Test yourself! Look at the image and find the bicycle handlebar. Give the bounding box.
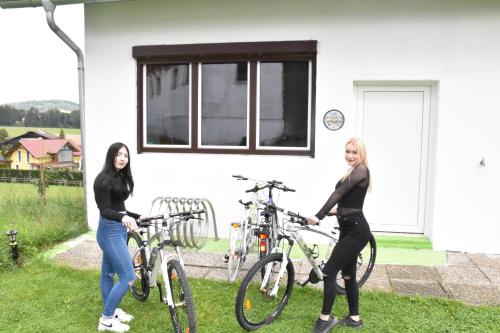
[233,174,296,193]
[258,201,308,226]
[136,210,206,227]
[137,214,164,223]
[245,181,296,193]
[169,209,206,218]
[286,211,308,225]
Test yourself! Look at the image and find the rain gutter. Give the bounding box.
[39,0,89,224]
[0,0,124,9]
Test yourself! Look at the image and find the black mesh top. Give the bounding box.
[315,164,370,220]
[93,171,140,222]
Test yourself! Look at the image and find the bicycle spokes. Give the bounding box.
[236,253,294,330]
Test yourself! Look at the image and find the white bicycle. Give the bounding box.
[127,210,204,333]
[235,203,376,331]
[226,175,295,282]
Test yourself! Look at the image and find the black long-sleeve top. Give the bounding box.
[315,165,370,220]
[93,170,140,222]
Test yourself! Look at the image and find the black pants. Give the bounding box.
[321,212,371,316]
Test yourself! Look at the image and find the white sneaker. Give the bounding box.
[114,308,134,323]
[97,317,130,332]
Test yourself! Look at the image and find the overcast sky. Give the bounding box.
[0,4,84,105]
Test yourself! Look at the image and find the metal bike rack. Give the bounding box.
[150,196,219,249]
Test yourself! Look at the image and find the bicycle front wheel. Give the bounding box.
[166,259,196,333]
[235,253,294,331]
[127,231,150,302]
[228,222,245,282]
[336,233,377,294]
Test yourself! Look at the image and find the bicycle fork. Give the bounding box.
[260,237,292,298]
[158,250,184,332]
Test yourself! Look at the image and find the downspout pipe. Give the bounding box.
[41,0,88,223]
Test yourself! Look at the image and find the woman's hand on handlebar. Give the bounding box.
[122,215,138,231]
[306,215,320,226]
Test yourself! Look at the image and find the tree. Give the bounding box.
[0,128,8,141]
[35,163,53,205]
[59,128,66,138]
[0,105,24,125]
[70,110,80,128]
[24,107,41,126]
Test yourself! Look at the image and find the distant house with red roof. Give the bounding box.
[5,138,81,170]
[0,152,10,169]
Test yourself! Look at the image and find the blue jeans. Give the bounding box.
[96,216,136,317]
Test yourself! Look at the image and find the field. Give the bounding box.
[0,183,87,270]
[1,125,80,138]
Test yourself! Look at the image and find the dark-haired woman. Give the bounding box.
[308,137,372,333]
[94,142,145,332]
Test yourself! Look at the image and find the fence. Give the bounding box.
[0,176,83,187]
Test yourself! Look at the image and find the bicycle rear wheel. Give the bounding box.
[336,233,377,294]
[166,259,196,333]
[127,231,150,302]
[235,253,294,331]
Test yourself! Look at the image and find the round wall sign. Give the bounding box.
[323,109,345,131]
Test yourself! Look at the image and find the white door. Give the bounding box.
[355,84,431,233]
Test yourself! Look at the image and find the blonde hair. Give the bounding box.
[342,137,371,189]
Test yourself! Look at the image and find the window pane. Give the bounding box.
[58,147,73,162]
[259,62,309,147]
[201,63,248,146]
[146,64,190,145]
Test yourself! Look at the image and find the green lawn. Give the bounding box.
[0,260,498,332]
[0,125,80,138]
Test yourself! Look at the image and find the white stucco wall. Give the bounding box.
[84,0,500,253]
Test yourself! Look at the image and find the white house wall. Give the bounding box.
[84,0,500,253]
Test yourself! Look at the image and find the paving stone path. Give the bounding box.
[52,239,500,306]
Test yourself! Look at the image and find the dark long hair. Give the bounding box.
[102,142,134,195]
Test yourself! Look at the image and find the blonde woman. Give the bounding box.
[308,137,371,332]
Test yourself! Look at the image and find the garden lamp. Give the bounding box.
[5,229,19,264]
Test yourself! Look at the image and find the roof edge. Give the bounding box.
[0,0,125,9]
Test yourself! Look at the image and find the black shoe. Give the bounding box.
[223,254,229,263]
[338,316,363,329]
[312,316,338,333]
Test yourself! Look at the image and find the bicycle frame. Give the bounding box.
[263,221,336,296]
[131,217,186,303]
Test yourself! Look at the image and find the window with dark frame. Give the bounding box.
[133,41,317,156]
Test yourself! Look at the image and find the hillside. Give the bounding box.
[0,100,79,113]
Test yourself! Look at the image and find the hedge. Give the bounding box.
[0,168,83,186]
